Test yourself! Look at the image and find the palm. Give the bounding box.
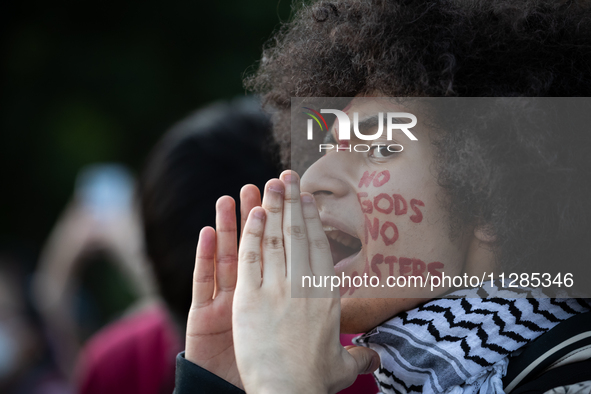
[186,287,239,386]
[184,185,260,390]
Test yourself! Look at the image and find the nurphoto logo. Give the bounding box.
[302,107,418,153]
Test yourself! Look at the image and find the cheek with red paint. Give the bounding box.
[356,170,425,248]
[340,169,441,295]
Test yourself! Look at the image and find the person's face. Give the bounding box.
[300,98,473,333]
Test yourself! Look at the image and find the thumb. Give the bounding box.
[345,345,380,375]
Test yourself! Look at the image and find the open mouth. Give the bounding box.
[323,226,362,266]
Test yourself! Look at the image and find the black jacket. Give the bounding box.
[173,353,244,394]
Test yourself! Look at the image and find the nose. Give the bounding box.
[300,153,350,201]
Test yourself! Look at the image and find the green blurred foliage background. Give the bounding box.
[1,0,292,254]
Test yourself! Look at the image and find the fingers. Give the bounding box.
[193,227,216,308]
[215,196,238,294]
[344,346,380,375]
[300,192,334,278]
[237,207,266,291]
[261,180,287,281]
[281,171,311,280]
[240,185,261,241]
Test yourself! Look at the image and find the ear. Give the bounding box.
[474,224,496,243]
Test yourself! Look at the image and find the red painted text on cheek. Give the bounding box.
[373,253,444,279]
[337,171,437,296]
[357,170,425,248]
[358,170,390,188]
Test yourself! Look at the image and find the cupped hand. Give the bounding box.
[185,185,261,389]
[233,172,380,394]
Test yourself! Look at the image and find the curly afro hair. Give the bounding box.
[246,0,591,279]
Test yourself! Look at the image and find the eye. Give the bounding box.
[368,144,402,159]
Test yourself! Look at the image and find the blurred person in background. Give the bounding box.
[32,164,156,381]
[3,0,294,392]
[74,97,282,394]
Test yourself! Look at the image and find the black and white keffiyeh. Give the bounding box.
[354,284,591,394]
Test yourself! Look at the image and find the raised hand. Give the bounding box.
[233,172,380,394]
[184,185,261,389]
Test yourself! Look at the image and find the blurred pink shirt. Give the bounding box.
[76,304,181,394]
